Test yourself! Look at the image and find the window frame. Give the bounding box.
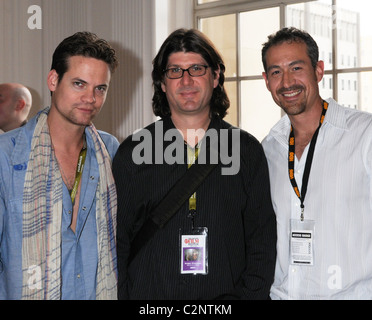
[194,0,372,127]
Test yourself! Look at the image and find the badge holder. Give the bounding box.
[179,227,208,275]
[290,219,315,266]
[287,102,328,267]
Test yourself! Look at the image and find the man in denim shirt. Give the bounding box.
[0,32,119,300]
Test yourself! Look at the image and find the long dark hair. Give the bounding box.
[152,28,230,119]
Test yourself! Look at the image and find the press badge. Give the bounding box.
[290,219,315,266]
[180,227,208,274]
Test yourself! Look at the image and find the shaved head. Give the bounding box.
[0,83,32,132]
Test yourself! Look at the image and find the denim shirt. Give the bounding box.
[0,113,119,300]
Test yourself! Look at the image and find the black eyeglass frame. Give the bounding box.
[163,64,209,79]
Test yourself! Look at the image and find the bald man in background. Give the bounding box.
[0,83,32,133]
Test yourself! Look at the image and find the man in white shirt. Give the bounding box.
[261,27,372,299]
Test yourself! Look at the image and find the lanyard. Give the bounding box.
[187,144,200,229]
[70,143,87,204]
[288,101,328,221]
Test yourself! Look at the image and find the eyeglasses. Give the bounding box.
[164,64,209,79]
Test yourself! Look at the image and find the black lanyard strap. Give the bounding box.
[288,101,328,221]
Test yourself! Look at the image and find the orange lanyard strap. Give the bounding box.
[288,101,328,221]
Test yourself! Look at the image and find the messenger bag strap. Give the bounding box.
[128,161,218,265]
[128,125,238,265]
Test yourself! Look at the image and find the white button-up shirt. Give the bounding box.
[262,98,372,299]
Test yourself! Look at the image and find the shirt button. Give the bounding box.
[90,176,95,180]
[68,210,72,215]
[82,206,87,211]
[77,274,81,279]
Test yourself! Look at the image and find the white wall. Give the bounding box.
[0,0,193,142]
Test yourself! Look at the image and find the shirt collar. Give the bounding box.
[323,98,348,131]
[161,115,224,132]
[266,98,348,143]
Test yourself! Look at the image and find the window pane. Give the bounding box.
[319,74,333,100]
[337,73,358,109]
[338,72,372,112]
[223,81,238,126]
[200,14,237,77]
[287,0,333,70]
[360,72,372,113]
[336,0,372,68]
[241,80,281,142]
[240,7,280,76]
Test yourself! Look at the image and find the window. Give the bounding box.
[195,0,372,141]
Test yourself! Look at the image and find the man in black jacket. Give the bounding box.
[112,28,276,300]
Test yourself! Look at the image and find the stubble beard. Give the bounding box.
[279,100,307,116]
[57,103,96,127]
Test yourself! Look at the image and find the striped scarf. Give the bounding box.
[21,108,117,300]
